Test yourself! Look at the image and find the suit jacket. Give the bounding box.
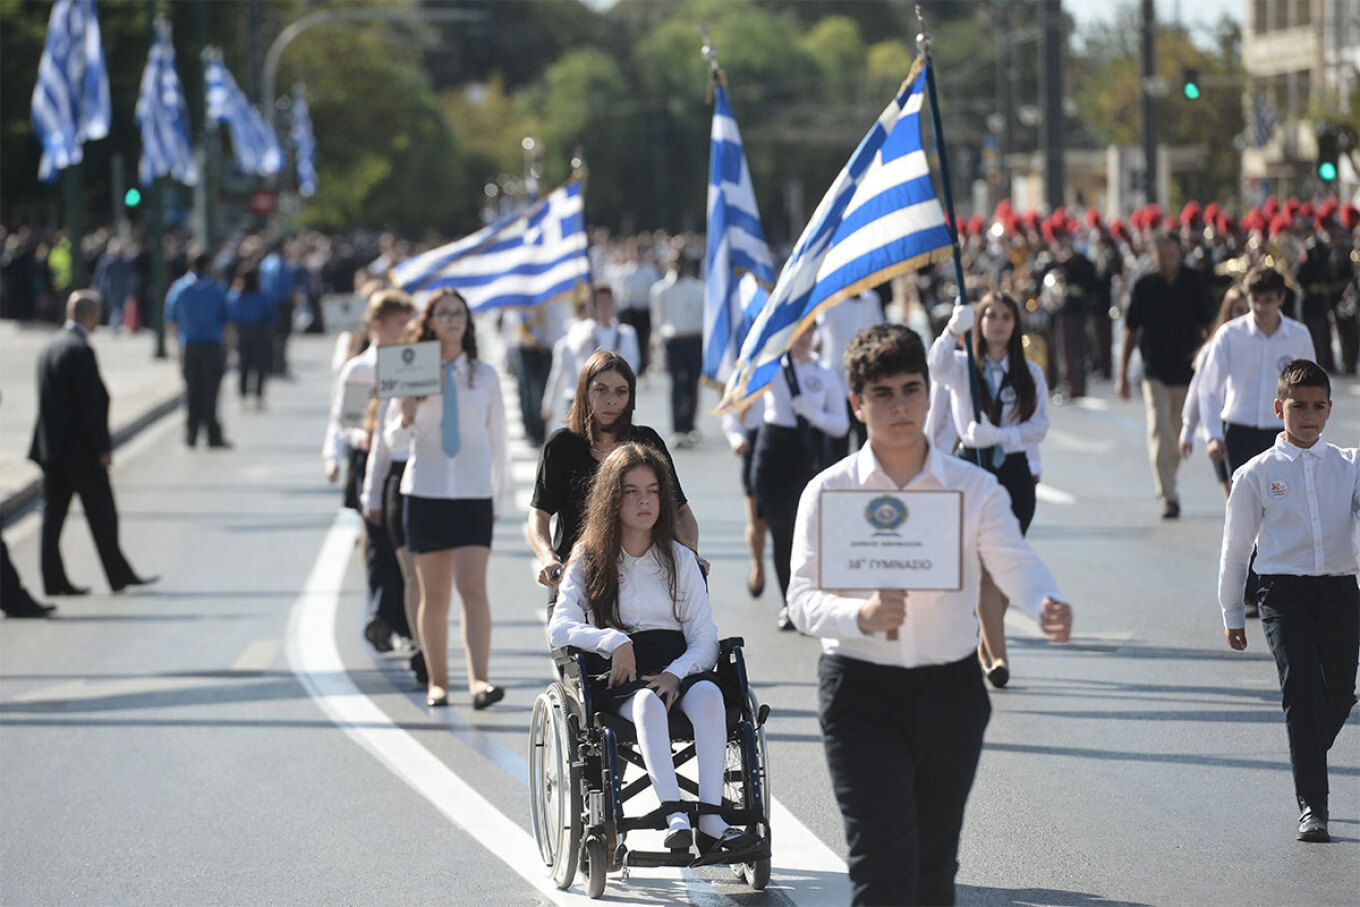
[28,325,111,467]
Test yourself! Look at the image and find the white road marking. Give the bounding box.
[231,638,282,673]
[1035,483,1077,506]
[285,511,597,907]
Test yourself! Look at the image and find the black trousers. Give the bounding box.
[512,346,552,446]
[40,461,135,591]
[752,424,814,601]
[819,653,990,906]
[824,396,868,464]
[1257,574,1359,802]
[665,335,703,434]
[182,343,225,445]
[1224,422,1279,476]
[271,302,292,375]
[364,516,410,639]
[619,307,652,374]
[236,323,271,400]
[1055,306,1088,397]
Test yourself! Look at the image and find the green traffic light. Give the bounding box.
[123,188,142,207]
[1319,161,1338,181]
[1183,83,1200,100]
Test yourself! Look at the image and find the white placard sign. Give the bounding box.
[375,341,442,400]
[321,293,367,334]
[817,489,963,591]
[339,382,373,429]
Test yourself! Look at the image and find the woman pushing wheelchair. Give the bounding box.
[548,441,766,860]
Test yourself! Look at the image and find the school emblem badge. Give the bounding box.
[865,495,908,532]
[1269,481,1288,499]
[402,347,416,365]
[1000,387,1017,404]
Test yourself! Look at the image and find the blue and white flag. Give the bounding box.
[718,58,952,413]
[206,56,282,177]
[1250,94,1280,149]
[30,0,111,183]
[134,18,197,187]
[291,84,317,197]
[703,83,775,385]
[392,178,590,311]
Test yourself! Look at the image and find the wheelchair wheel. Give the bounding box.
[529,684,582,890]
[583,836,608,899]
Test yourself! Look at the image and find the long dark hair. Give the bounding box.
[408,289,479,386]
[971,291,1037,423]
[567,351,636,447]
[574,442,680,631]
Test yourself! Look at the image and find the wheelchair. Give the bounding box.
[528,636,772,898]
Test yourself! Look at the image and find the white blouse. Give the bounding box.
[391,353,511,515]
[761,357,850,437]
[548,540,720,680]
[928,335,1050,455]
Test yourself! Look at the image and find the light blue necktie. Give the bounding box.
[441,363,460,458]
[985,362,1005,468]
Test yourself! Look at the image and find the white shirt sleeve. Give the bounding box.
[662,549,721,678]
[1197,332,1229,442]
[360,400,392,513]
[996,362,1050,450]
[1180,366,1203,446]
[543,335,572,419]
[805,368,850,438]
[548,557,631,654]
[787,481,869,639]
[976,478,1063,620]
[381,398,412,453]
[927,332,967,391]
[619,326,641,376]
[484,364,511,519]
[1217,467,1263,629]
[323,358,357,472]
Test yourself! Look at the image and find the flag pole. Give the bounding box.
[915,10,985,456]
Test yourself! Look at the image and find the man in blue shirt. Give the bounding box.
[166,249,232,448]
[259,241,297,377]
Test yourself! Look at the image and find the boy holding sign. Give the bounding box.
[787,323,1072,906]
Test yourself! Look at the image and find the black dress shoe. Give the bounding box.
[746,565,764,599]
[776,606,795,631]
[663,827,692,850]
[472,684,505,710]
[410,650,429,686]
[4,601,56,618]
[363,615,394,652]
[693,827,767,865]
[111,574,159,593]
[426,690,449,707]
[1297,805,1329,842]
[1161,500,1180,519]
[46,583,89,597]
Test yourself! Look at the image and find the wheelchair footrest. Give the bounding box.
[617,849,706,869]
[690,842,772,869]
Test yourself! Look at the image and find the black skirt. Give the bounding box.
[585,629,721,709]
[752,424,815,520]
[382,460,407,549]
[403,495,493,554]
[958,448,1036,535]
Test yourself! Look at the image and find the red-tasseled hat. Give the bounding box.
[1241,208,1265,232]
[1216,213,1235,235]
[1085,206,1102,228]
[1298,202,1315,220]
[1022,210,1040,230]
[1163,215,1178,230]
[1203,202,1221,223]
[1340,203,1360,231]
[967,214,985,236]
[1180,201,1202,226]
[1263,196,1280,218]
[1269,213,1292,236]
[1285,196,1302,216]
[1109,218,1128,242]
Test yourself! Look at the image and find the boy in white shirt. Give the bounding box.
[788,323,1072,905]
[1218,359,1360,844]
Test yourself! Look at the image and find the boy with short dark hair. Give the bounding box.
[788,323,1072,905]
[1218,358,1360,843]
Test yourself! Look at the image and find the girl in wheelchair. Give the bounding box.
[548,442,765,859]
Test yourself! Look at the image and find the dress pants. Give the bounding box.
[1140,378,1189,505]
[236,323,272,400]
[1055,306,1088,396]
[40,461,135,591]
[512,345,552,446]
[1257,574,1360,802]
[182,343,225,445]
[664,335,703,435]
[819,653,991,906]
[364,516,410,639]
[619,307,652,374]
[1303,310,1337,373]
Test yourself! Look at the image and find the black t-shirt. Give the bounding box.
[1125,265,1211,385]
[530,425,688,562]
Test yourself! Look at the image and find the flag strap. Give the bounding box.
[916,9,986,466]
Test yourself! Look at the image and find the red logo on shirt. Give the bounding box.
[1269,481,1287,499]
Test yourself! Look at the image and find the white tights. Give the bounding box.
[619,680,729,839]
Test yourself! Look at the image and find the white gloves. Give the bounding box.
[790,395,816,421]
[962,417,1002,449]
[946,304,975,338]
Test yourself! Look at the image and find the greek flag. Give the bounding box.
[703,83,775,384]
[291,84,317,197]
[134,18,197,187]
[206,56,282,177]
[30,0,111,183]
[392,178,589,311]
[1250,95,1280,148]
[718,58,952,413]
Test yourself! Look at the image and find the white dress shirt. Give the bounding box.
[323,346,376,473]
[650,272,706,338]
[788,442,1063,668]
[613,262,660,312]
[1196,314,1315,440]
[816,290,884,389]
[542,318,642,413]
[927,336,1050,455]
[548,540,720,680]
[394,353,511,516]
[1217,435,1360,629]
[359,399,410,514]
[761,357,850,438]
[721,402,763,449]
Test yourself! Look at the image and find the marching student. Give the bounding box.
[928,293,1050,687]
[788,323,1072,906]
[394,289,511,709]
[1179,285,1250,500]
[816,287,885,463]
[1217,359,1358,844]
[751,324,849,630]
[542,285,641,427]
[548,442,765,860]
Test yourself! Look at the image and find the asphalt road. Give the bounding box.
[2,329,1357,906]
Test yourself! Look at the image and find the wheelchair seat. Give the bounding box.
[592,699,743,744]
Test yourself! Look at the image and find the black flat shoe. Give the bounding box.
[4,602,56,618]
[364,616,394,652]
[410,650,428,686]
[111,574,159,593]
[426,689,449,707]
[985,662,1010,689]
[746,565,764,598]
[472,684,505,710]
[663,827,692,850]
[46,583,89,597]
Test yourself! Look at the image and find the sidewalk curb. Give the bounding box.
[0,392,183,525]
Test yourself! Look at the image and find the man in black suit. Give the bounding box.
[29,291,155,595]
